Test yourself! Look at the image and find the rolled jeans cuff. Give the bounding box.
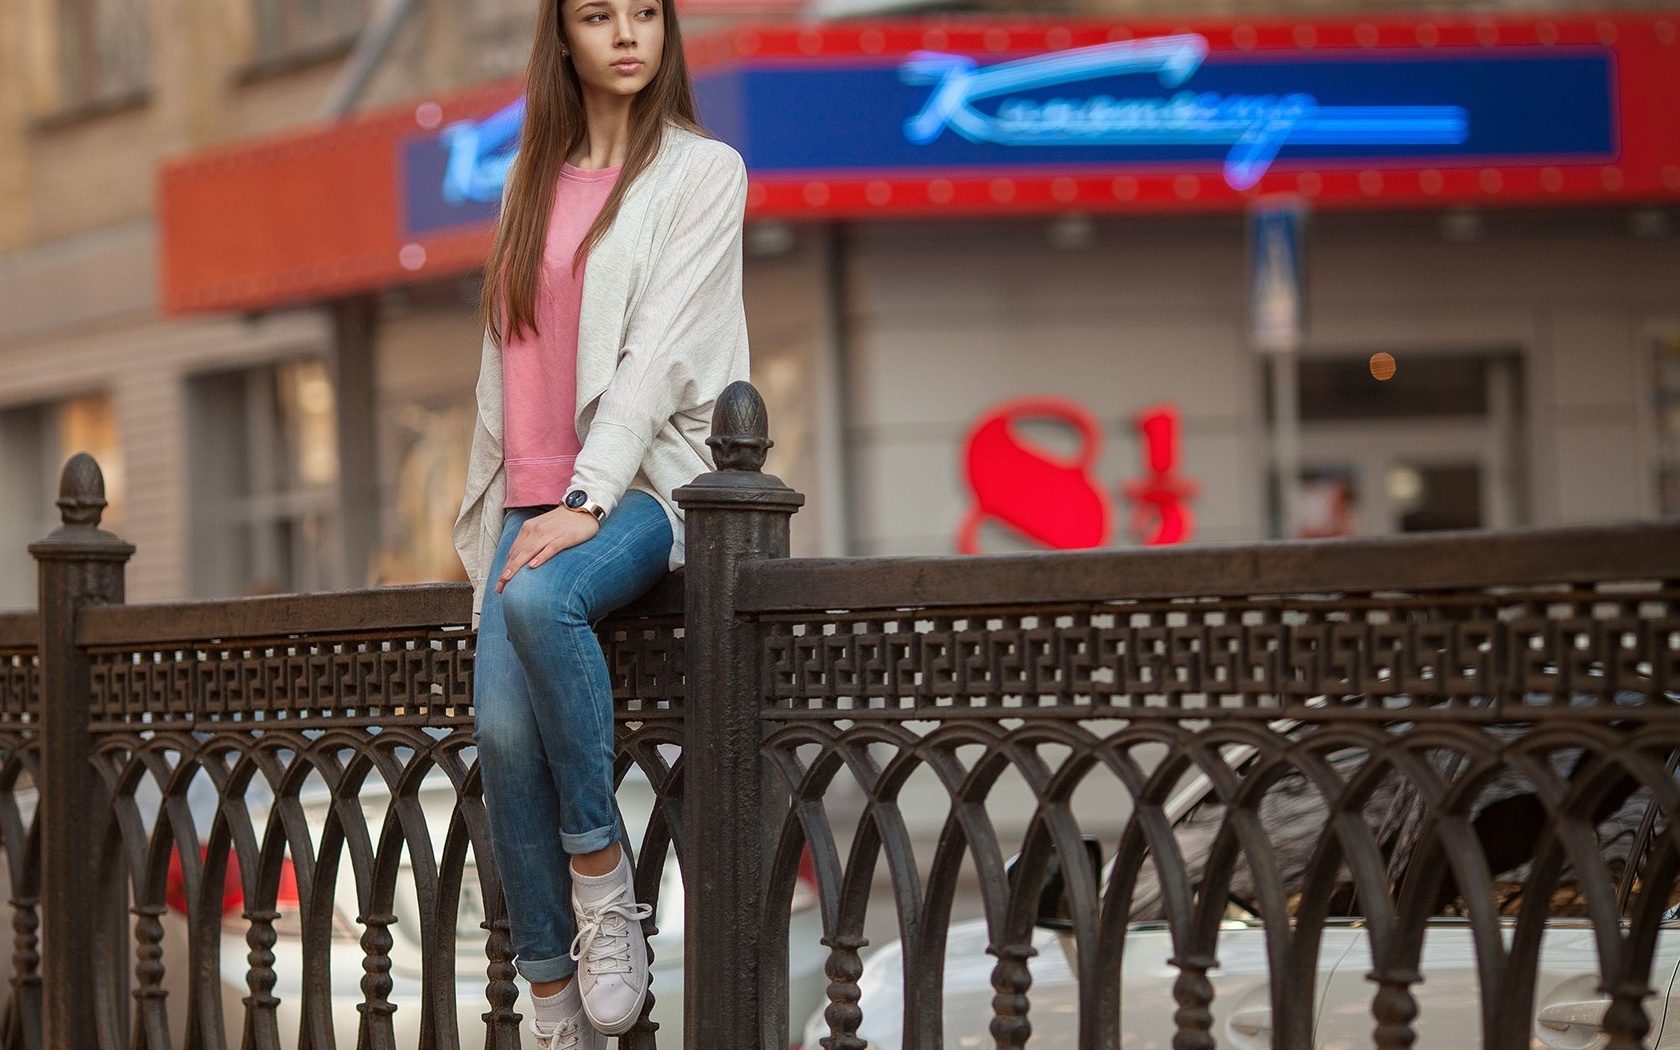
[515,953,578,984]
[561,824,620,856]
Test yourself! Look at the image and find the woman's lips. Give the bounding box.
[612,59,643,73]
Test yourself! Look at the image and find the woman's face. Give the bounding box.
[561,0,665,101]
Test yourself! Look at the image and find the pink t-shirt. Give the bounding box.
[501,162,621,508]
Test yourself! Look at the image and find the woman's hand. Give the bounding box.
[496,507,601,592]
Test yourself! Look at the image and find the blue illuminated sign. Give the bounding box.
[441,98,524,204]
[724,43,1612,182]
[400,34,1615,234]
[402,98,523,236]
[903,37,1469,189]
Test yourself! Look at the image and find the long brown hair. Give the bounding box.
[480,0,703,345]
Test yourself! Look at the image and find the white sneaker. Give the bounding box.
[529,1014,604,1050]
[529,976,604,1050]
[569,856,653,1035]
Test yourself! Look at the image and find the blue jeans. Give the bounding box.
[473,492,674,983]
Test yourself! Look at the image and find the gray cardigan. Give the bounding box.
[453,127,751,617]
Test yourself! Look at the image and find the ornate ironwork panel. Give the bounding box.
[85,628,474,727]
[38,592,683,1050]
[761,587,1679,719]
[0,736,41,1050]
[84,618,683,731]
[601,615,687,714]
[0,658,34,725]
[0,619,38,725]
[762,574,1680,1050]
[0,620,42,1050]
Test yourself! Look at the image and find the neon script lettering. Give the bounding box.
[959,398,1197,554]
[438,97,525,205]
[902,36,1470,190]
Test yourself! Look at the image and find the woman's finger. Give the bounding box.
[498,510,596,590]
[528,522,586,567]
[510,528,566,574]
[527,533,579,569]
[497,531,541,591]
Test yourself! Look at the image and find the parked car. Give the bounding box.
[801,739,1680,1050]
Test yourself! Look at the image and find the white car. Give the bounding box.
[146,764,829,1049]
[802,742,1676,1050]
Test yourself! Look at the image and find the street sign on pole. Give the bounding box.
[1249,198,1307,353]
[1249,198,1308,538]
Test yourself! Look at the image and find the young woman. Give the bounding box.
[452,0,748,1045]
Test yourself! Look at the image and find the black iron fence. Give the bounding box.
[1,382,1678,1050]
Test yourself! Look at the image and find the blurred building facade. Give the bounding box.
[1,0,1677,604]
[0,0,532,602]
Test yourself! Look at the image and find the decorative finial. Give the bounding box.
[707,381,773,473]
[56,453,108,529]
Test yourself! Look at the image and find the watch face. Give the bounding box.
[565,490,587,510]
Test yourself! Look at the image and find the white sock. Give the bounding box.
[572,851,631,903]
[532,978,580,1025]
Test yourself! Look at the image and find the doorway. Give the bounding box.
[1283,351,1526,537]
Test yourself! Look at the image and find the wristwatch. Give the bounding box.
[564,488,606,522]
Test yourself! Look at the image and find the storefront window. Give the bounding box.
[1387,463,1482,533]
[1295,356,1488,422]
[1657,336,1680,518]
[251,0,365,64]
[1289,351,1523,537]
[186,360,340,597]
[56,0,149,109]
[0,392,123,608]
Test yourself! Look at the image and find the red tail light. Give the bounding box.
[792,845,819,915]
[166,846,299,916]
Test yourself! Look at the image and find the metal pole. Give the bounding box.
[1271,349,1301,539]
[673,382,804,1050]
[319,0,423,120]
[330,294,379,588]
[816,223,857,558]
[1248,198,1308,540]
[31,453,133,1050]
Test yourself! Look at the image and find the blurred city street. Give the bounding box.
[4,0,1677,609]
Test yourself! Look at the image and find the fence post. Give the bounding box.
[673,382,804,1050]
[30,454,133,1050]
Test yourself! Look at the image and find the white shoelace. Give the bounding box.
[568,883,653,976]
[531,1017,582,1050]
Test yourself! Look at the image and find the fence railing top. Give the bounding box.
[75,583,472,647]
[71,571,688,648]
[0,611,38,648]
[736,521,1680,614]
